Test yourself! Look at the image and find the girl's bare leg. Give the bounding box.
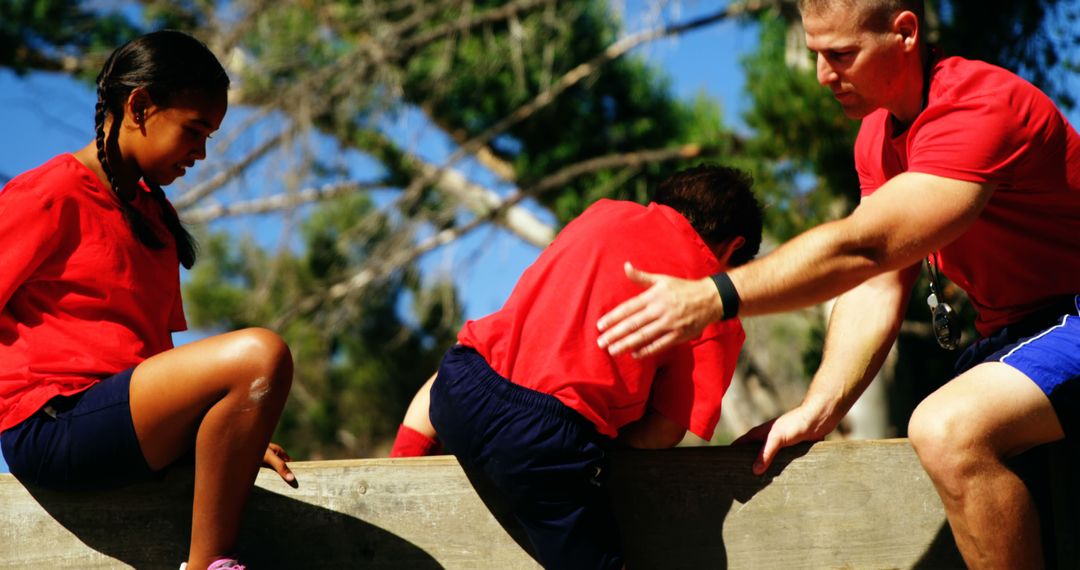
[129,328,293,570]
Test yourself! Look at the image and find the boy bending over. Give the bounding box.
[408,165,762,569]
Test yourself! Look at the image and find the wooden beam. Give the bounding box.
[0,439,966,568]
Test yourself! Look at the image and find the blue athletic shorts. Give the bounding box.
[429,345,623,570]
[954,295,1080,437]
[0,368,154,490]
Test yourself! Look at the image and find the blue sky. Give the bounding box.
[0,3,756,473]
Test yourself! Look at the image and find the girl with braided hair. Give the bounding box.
[0,30,293,570]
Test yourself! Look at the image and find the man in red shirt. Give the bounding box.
[595,1,1080,567]
[429,165,762,569]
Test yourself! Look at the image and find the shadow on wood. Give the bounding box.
[606,441,963,569]
[17,466,441,569]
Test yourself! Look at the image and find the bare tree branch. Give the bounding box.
[183,180,386,223]
[269,141,722,329]
[399,0,556,53]
[392,0,782,218]
[174,127,292,210]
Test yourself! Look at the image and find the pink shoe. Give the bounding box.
[207,559,247,570]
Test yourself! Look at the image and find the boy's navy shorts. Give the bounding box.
[954,295,1080,437]
[429,345,623,570]
[0,368,154,490]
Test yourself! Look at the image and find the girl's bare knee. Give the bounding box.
[226,328,293,401]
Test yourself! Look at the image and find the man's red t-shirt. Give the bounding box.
[458,199,744,440]
[856,56,1080,335]
[0,154,186,432]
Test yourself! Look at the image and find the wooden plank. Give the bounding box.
[0,440,964,569]
[609,440,963,569]
[0,456,537,569]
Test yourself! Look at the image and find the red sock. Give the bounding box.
[390,424,441,457]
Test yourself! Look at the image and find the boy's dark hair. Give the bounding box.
[653,164,763,267]
[95,30,230,269]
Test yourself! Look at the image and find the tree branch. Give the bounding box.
[391,0,780,218]
[269,141,722,329]
[183,180,386,223]
[174,127,291,210]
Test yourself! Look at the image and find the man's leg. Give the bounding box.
[908,362,1063,569]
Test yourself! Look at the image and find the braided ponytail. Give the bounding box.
[94,30,227,269]
[147,182,197,268]
[95,73,168,253]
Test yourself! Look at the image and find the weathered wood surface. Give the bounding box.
[0,439,966,569]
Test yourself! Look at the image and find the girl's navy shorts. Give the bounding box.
[0,368,154,490]
[430,345,623,570]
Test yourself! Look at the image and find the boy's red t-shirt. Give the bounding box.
[855,56,1080,335]
[458,199,744,440]
[0,154,186,432]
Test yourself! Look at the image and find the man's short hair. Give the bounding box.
[652,164,763,267]
[798,0,925,33]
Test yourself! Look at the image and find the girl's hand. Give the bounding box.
[263,442,297,487]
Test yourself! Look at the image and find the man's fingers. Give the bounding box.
[631,330,681,359]
[604,309,667,356]
[754,435,781,476]
[615,317,668,355]
[623,262,658,286]
[597,291,650,335]
[598,302,659,351]
[604,323,655,356]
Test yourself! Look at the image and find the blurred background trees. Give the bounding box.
[3,0,1077,457]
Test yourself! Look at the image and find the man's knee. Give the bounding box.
[908,396,983,483]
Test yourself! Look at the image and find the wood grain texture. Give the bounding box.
[0,440,968,569]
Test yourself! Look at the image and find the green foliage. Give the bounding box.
[399,0,735,224]
[0,0,137,78]
[934,0,1080,109]
[741,12,860,240]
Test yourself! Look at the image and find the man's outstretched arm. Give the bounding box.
[597,171,994,357]
[734,264,919,473]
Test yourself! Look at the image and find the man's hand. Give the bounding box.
[732,404,835,475]
[596,262,722,357]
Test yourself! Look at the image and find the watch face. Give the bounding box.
[931,302,962,351]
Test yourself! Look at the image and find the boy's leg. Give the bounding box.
[497,442,622,570]
[390,373,441,457]
[430,346,623,569]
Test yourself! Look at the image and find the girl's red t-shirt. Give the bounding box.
[0,154,186,432]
